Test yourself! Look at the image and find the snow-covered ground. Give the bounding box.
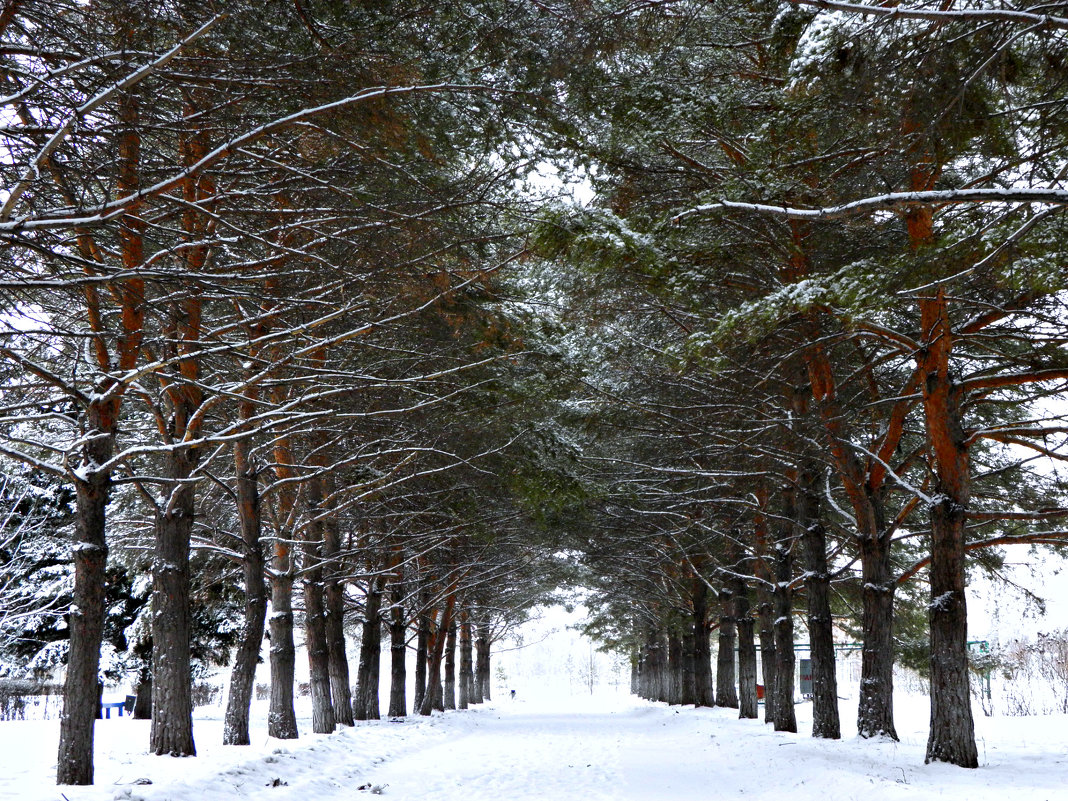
[4,686,1068,801]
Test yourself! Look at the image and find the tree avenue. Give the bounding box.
[0,0,1065,787]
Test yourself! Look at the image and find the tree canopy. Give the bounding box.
[0,0,1066,783]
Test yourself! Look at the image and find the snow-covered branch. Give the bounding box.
[673,188,1068,223]
[787,0,1068,32]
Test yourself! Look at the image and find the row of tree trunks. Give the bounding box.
[223,378,353,743]
[420,595,457,715]
[144,549,487,740]
[802,327,900,742]
[635,542,836,741]
[637,611,795,726]
[247,586,488,725]
[408,594,491,715]
[635,613,711,707]
[634,583,716,707]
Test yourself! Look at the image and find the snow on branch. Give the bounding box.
[787,0,1068,32]
[673,188,1068,223]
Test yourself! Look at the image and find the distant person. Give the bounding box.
[510,689,516,700]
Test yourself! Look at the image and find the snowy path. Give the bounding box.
[363,704,625,800]
[7,691,1068,801]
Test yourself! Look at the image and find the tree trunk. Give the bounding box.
[322,489,352,727]
[353,578,383,721]
[419,621,441,716]
[468,619,484,704]
[735,577,758,720]
[150,80,215,758]
[150,446,197,757]
[926,494,977,766]
[715,588,738,708]
[413,603,429,711]
[420,598,455,716]
[458,614,472,709]
[133,671,152,720]
[656,631,670,702]
[772,523,797,734]
[638,628,655,700]
[857,527,897,740]
[800,475,841,739]
[303,596,336,729]
[919,289,977,768]
[475,617,492,702]
[366,617,381,720]
[666,630,682,704]
[387,581,407,717]
[692,579,712,707]
[57,456,111,785]
[753,491,778,725]
[680,627,695,706]
[223,441,267,745]
[302,474,335,735]
[268,569,299,739]
[323,580,352,726]
[265,336,305,742]
[757,603,777,724]
[56,56,145,780]
[444,623,457,710]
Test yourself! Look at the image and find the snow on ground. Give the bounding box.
[4,686,1068,801]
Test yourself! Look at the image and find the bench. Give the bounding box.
[100,701,125,719]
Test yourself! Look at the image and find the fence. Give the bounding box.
[0,680,63,721]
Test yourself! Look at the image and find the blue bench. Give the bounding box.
[100,701,125,719]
